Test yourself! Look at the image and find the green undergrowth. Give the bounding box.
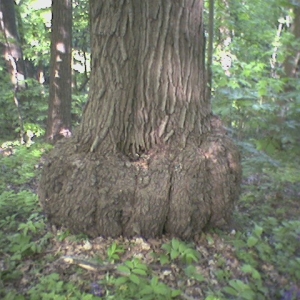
[0,141,299,300]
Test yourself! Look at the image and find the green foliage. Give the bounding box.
[107,242,125,263]
[223,279,256,300]
[18,0,51,66]
[28,273,99,300]
[113,258,181,300]
[0,0,90,137]
[184,265,206,283]
[161,238,201,264]
[0,142,52,189]
[223,218,300,298]
[0,143,52,294]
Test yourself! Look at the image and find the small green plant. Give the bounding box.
[161,238,201,264]
[114,258,180,299]
[107,242,125,263]
[114,259,149,298]
[246,223,263,248]
[8,233,37,260]
[184,265,206,283]
[223,279,256,300]
[116,258,149,283]
[138,276,181,300]
[241,264,268,297]
[27,273,99,300]
[18,213,45,236]
[214,268,232,283]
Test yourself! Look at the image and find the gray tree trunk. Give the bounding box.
[38,0,241,240]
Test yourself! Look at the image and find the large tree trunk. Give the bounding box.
[46,0,72,142]
[38,0,241,240]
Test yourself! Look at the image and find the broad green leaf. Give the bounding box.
[125,260,134,269]
[159,254,170,265]
[153,283,169,295]
[240,290,256,300]
[253,224,263,237]
[170,249,180,260]
[223,286,238,296]
[129,274,140,285]
[229,279,250,291]
[139,285,153,295]
[132,268,147,276]
[241,264,261,281]
[184,251,199,263]
[134,262,148,271]
[171,239,180,250]
[171,289,181,298]
[115,276,128,286]
[151,276,159,286]
[178,243,187,253]
[247,236,258,247]
[117,265,131,275]
[161,243,171,252]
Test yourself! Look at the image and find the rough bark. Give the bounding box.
[0,0,28,141]
[38,0,242,240]
[0,0,26,86]
[46,0,72,142]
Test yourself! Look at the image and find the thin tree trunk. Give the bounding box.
[206,0,214,100]
[283,6,300,81]
[46,0,72,142]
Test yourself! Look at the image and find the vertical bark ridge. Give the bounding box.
[81,0,208,157]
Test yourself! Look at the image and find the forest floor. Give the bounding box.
[0,141,299,300]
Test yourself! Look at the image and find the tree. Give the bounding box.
[283,4,300,84]
[0,0,27,140]
[46,0,72,142]
[0,0,26,86]
[38,0,241,240]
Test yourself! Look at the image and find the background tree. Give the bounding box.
[0,0,26,86]
[283,4,300,84]
[0,0,27,141]
[46,0,72,142]
[38,0,242,240]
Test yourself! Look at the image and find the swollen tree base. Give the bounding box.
[38,124,241,240]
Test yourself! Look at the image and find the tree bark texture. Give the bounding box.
[0,0,26,86]
[0,0,27,141]
[39,0,242,240]
[46,0,72,142]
